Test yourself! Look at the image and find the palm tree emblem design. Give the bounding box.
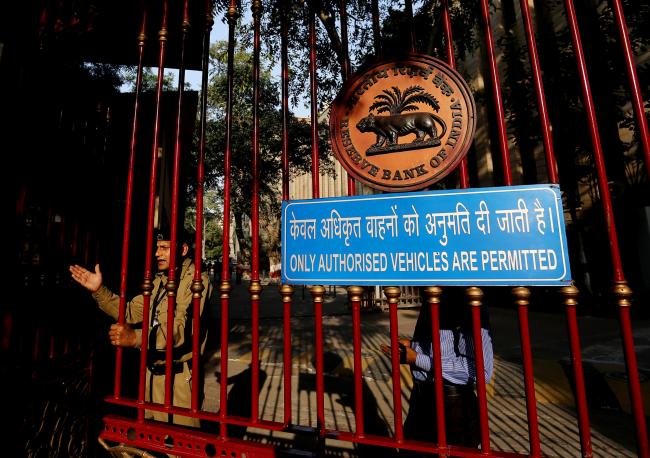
[356,85,447,156]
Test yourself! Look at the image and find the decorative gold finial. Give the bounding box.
[421,286,443,305]
[560,284,579,307]
[227,1,239,23]
[219,280,232,299]
[347,286,364,304]
[165,279,178,297]
[141,277,154,296]
[249,280,263,301]
[466,286,484,307]
[383,286,401,306]
[158,28,168,42]
[612,281,633,308]
[279,284,294,303]
[191,280,205,299]
[512,286,531,307]
[310,285,326,303]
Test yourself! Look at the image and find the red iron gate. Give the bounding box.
[3,0,649,457]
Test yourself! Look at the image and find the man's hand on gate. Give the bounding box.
[109,323,137,347]
[380,341,417,365]
[69,264,103,293]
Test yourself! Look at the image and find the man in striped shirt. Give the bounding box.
[388,300,494,452]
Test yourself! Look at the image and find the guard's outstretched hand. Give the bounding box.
[69,263,103,293]
[109,323,137,347]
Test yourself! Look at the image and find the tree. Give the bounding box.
[120,66,183,92]
[191,35,332,264]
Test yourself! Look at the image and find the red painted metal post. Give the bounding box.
[281,0,291,203]
[280,284,294,426]
[609,0,650,179]
[190,0,214,414]
[347,286,365,437]
[220,0,239,438]
[137,0,169,423]
[615,282,650,458]
[308,0,325,437]
[280,0,294,428]
[339,0,355,196]
[562,286,593,457]
[164,0,190,408]
[513,288,541,456]
[518,0,558,184]
[250,0,263,425]
[564,2,648,455]
[440,0,470,189]
[383,287,403,443]
[467,288,490,453]
[404,0,416,53]
[479,0,511,185]
[311,285,326,434]
[422,287,446,450]
[309,3,320,198]
[114,3,147,399]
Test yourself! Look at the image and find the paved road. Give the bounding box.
[201,278,649,457]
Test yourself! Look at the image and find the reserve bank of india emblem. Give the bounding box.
[329,54,476,192]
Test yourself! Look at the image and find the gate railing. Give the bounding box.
[13,0,647,457]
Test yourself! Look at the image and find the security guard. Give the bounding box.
[70,228,211,426]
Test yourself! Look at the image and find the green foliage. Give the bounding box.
[120,66,180,92]
[190,32,333,261]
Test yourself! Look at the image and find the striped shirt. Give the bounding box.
[411,327,494,385]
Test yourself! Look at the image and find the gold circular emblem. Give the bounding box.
[329,54,476,192]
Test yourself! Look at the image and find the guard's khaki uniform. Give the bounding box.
[93,258,211,426]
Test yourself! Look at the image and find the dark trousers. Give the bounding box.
[401,380,480,456]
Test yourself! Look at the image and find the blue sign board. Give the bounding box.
[281,184,571,286]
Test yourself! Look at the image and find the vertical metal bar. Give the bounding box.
[220,0,238,438]
[249,0,263,425]
[561,285,593,457]
[309,2,320,198]
[339,0,351,80]
[383,287,403,442]
[513,287,541,456]
[478,4,544,454]
[422,287,446,449]
[404,0,416,53]
[191,0,213,414]
[339,0,355,196]
[280,0,294,428]
[479,0,511,185]
[518,0,558,184]
[440,0,470,189]
[563,3,648,454]
[614,282,650,458]
[371,0,382,57]
[466,287,490,453]
[311,285,326,433]
[609,0,650,179]
[281,0,291,202]
[163,0,191,409]
[137,0,169,423]
[564,0,623,279]
[347,286,365,437]
[115,2,147,399]
[280,284,294,426]
[308,0,325,440]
